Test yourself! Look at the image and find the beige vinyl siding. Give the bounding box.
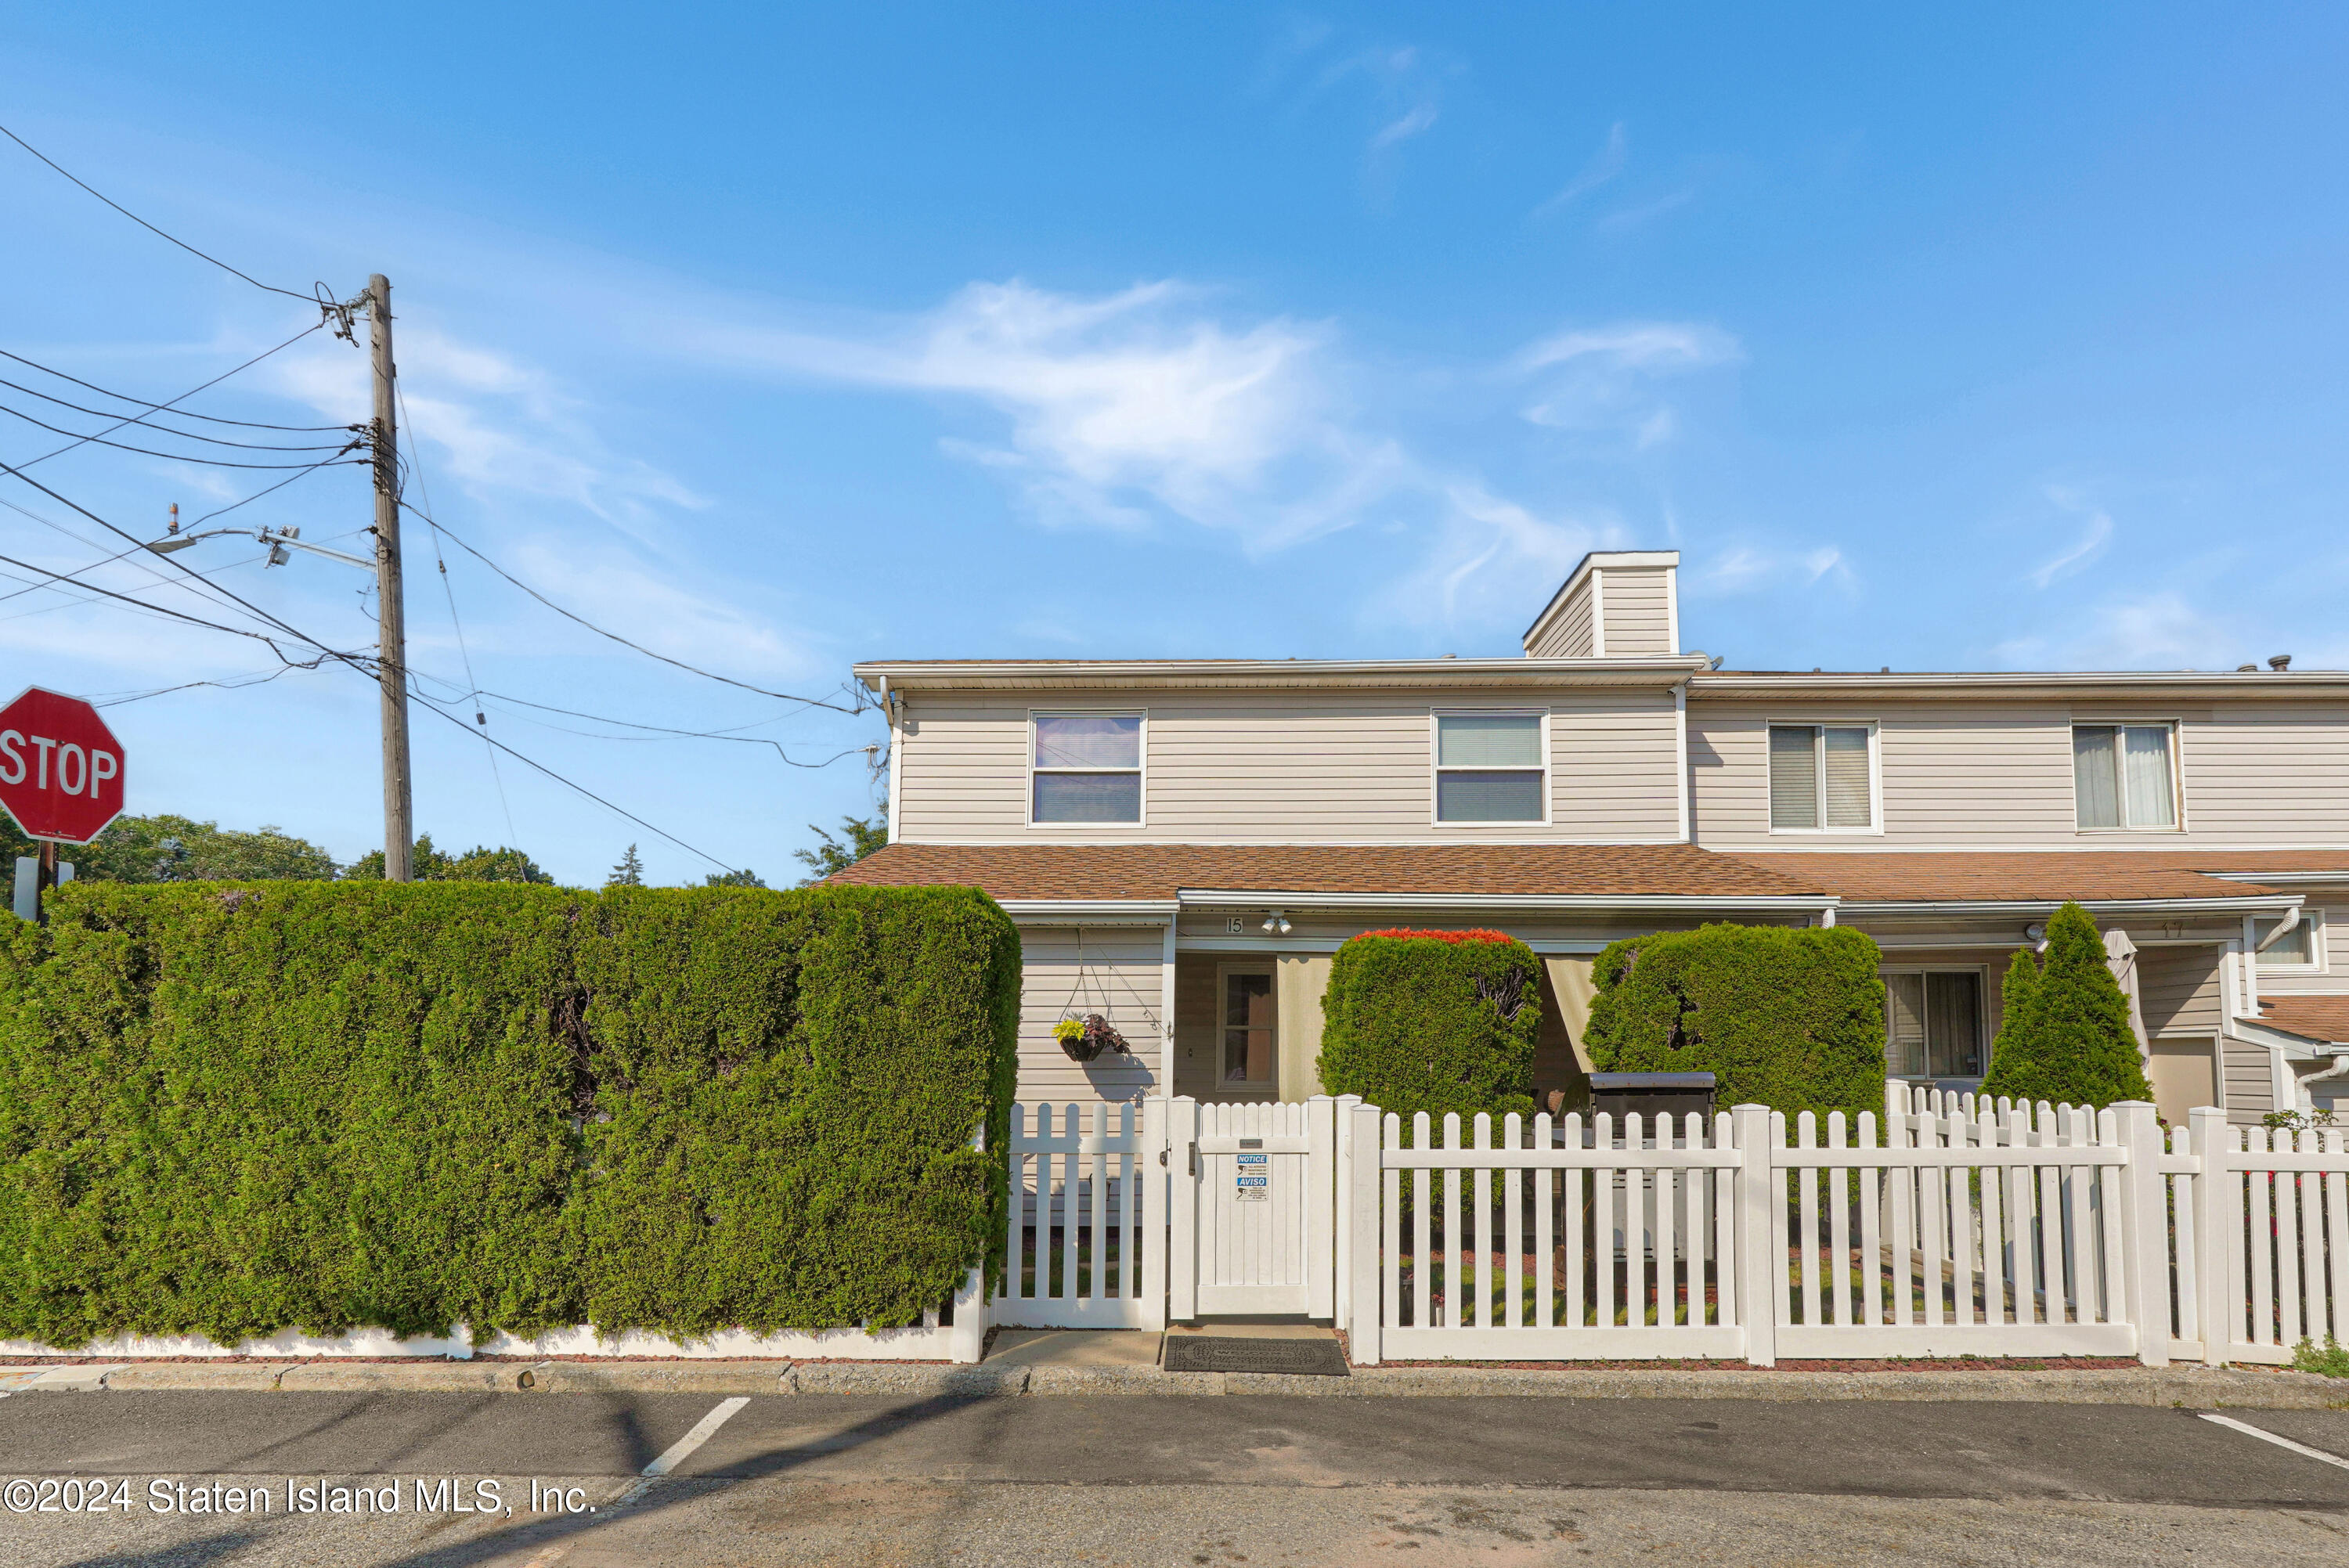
[897,688,1683,842]
[2247,895,2349,995]
[2222,1037,2277,1124]
[1691,697,2349,849]
[2172,705,2349,841]
[1014,926,1164,1103]
[1598,566,1675,655]
[1524,579,1596,658]
[2139,945,2225,1036]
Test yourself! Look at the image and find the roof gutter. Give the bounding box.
[1840,894,2302,918]
[995,899,1180,924]
[1173,889,1837,915]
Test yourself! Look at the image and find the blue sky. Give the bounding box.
[4,4,2347,884]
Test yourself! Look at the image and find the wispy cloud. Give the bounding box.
[1533,122,1626,217]
[1369,103,1438,151]
[268,324,704,544]
[670,278,1409,553]
[1595,189,1694,236]
[1994,591,2235,670]
[1373,484,1614,629]
[1689,542,1854,598]
[2027,488,2114,589]
[1514,320,1739,450]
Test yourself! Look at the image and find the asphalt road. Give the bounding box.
[0,1392,2344,1566]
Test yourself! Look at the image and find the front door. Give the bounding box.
[1170,1098,1336,1319]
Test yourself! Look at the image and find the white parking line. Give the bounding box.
[2199,1413,2349,1472]
[613,1396,751,1506]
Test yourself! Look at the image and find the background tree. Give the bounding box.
[345,834,554,884]
[792,815,886,886]
[606,844,644,888]
[1,813,337,882]
[1978,902,2153,1108]
[704,868,767,888]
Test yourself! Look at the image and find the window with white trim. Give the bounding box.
[2253,910,2326,971]
[1030,713,1142,824]
[1768,724,1875,831]
[2072,723,2178,831]
[1885,971,1983,1080]
[1434,712,1546,824]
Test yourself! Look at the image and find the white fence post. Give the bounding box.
[2188,1106,2232,1365]
[1733,1102,1777,1368]
[1308,1095,1337,1322]
[1333,1093,1363,1330]
[950,1119,990,1363]
[1347,1101,1384,1364]
[2110,1101,2170,1367]
[1167,1096,1200,1324]
[1142,1096,1170,1331]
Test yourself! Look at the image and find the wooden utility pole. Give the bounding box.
[369,274,414,881]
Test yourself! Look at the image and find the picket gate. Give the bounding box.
[2190,1109,2349,1365]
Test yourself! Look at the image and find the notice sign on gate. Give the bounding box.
[1235,1145,1268,1202]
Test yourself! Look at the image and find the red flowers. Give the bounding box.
[1355,928,1516,944]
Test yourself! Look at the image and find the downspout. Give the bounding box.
[2253,904,2302,954]
[2298,1049,2349,1113]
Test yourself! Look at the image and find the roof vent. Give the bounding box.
[2269,654,2293,672]
[2237,664,2260,672]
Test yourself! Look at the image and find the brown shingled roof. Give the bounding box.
[830,843,2345,908]
[828,842,1830,902]
[2257,997,2349,1045]
[1737,851,2334,904]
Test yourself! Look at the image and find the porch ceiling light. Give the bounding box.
[1261,910,1291,936]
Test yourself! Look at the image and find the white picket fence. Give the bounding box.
[987,1090,2348,1369]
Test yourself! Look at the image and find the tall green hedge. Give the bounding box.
[1316,929,1541,1123]
[0,880,1019,1348]
[1583,924,1886,1120]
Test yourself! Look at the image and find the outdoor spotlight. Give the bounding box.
[1261,910,1292,935]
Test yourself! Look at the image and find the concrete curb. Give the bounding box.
[4,1360,2338,1407]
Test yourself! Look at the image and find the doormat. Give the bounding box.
[1162,1336,1349,1376]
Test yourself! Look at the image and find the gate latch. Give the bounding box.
[1188,1141,1198,1177]
[1239,1138,1263,1148]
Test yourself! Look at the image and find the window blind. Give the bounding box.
[1769,726,1819,829]
[2073,726,2122,828]
[2122,724,2175,827]
[1822,727,1872,828]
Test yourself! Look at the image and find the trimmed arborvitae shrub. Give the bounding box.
[0,880,1019,1348]
[1990,947,2040,1067]
[1316,929,1541,1123]
[1978,902,2152,1109]
[1582,924,1886,1121]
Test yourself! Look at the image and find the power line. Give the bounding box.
[0,375,357,450]
[0,399,366,468]
[186,452,352,529]
[0,542,352,657]
[0,120,319,303]
[0,491,298,629]
[6,323,344,471]
[403,500,868,716]
[407,688,735,873]
[0,345,349,432]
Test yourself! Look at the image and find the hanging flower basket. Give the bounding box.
[1054,1013,1130,1062]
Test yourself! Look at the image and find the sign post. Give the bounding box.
[0,687,127,921]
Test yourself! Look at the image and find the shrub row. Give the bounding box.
[0,881,1019,1348]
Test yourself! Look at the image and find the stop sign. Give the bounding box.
[0,687,127,845]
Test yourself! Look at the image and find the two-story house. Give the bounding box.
[836,550,2349,1126]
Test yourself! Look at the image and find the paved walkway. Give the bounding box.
[0,1390,2344,1565]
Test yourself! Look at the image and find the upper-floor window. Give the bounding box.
[2253,910,2326,971]
[1434,711,1546,824]
[1769,723,1875,831]
[2073,723,2177,831]
[1885,969,1983,1080]
[1031,712,1142,824]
